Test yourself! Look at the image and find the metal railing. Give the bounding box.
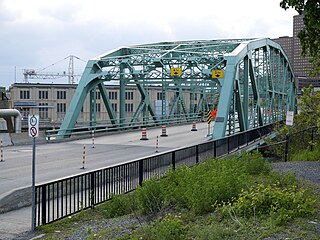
[35,123,276,227]
[257,125,319,162]
[45,114,204,140]
[285,126,319,161]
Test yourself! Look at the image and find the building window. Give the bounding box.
[39,103,48,119]
[57,91,66,99]
[20,107,30,119]
[96,103,101,112]
[96,92,101,99]
[38,90,48,99]
[125,91,133,100]
[125,103,134,112]
[20,90,30,99]
[111,103,117,112]
[57,103,66,113]
[109,91,117,100]
[157,92,163,100]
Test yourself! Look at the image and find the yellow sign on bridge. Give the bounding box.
[212,69,224,78]
[170,68,182,77]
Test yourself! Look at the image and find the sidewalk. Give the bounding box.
[0,206,34,240]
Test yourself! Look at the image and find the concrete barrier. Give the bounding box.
[0,120,12,146]
[10,131,47,146]
[0,186,31,213]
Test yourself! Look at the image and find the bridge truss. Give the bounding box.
[57,38,295,139]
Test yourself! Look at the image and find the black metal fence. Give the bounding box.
[258,126,319,162]
[285,126,319,161]
[35,123,276,227]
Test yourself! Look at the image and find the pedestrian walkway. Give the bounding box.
[0,206,33,240]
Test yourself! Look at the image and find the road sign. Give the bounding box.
[286,111,294,126]
[212,69,224,78]
[207,110,212,124]
[28,115,39,138]
[170,68,182,77]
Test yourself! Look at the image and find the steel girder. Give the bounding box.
[212,38,295,138]
[57,38,295,139]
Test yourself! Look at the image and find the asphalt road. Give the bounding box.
[0,122,211,198]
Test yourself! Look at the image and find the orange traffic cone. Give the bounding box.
[191,121,197,131]
[140,127,149,140]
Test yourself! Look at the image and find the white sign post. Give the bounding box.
[28,115,39,231]
[286,111,294,126]
[285,111,294,162]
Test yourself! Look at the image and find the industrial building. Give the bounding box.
[8,83,199,130]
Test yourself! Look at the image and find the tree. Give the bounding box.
[280,0,320,76]
[294,85,320,129]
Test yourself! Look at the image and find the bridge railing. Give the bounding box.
[257,125,319,161]
[285,126,319,161]
[35,122,276,227]
[45,113,203,140]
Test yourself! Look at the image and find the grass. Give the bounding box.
[35,152,320,239]
[290,147,320,161]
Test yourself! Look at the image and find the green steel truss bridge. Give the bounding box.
[57,38,295,139]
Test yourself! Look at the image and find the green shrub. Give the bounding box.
[142,213,187,240]
[136,176,164,214]
[194,223,235,240]
[100,193,137,218]
[160,166,191,209]
[240,152,272,175]
[100,153,273,219]
[267,172,297,188]
[222,182,316,225]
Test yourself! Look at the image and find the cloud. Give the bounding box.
[0,0,297,88]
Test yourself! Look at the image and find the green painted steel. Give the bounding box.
[212,38,295,138]
[57,38,295,139]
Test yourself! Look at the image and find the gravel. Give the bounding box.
[271,161,320,184]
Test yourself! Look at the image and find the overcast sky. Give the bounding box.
[0,0,297,89]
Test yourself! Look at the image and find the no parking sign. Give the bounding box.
[28,115,39,138]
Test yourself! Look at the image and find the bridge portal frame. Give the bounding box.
[213,38,295,138]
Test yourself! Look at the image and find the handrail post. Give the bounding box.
[90,172,95,208]
[227,136,230,154]
[172,151,176,170]
[41,186,47,225]
[139,160,143,186]
[196,145,199,163]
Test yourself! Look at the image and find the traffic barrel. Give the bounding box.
[140,127,149,140]
[160,125,168,137]
[191,121,197,131]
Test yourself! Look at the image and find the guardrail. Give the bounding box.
[45,113,205,140]
[35,123,275,227]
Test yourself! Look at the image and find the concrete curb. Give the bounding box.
[0,186,31,214]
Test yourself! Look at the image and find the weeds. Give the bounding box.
[291,147,320,161]
[37,152,319,239]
